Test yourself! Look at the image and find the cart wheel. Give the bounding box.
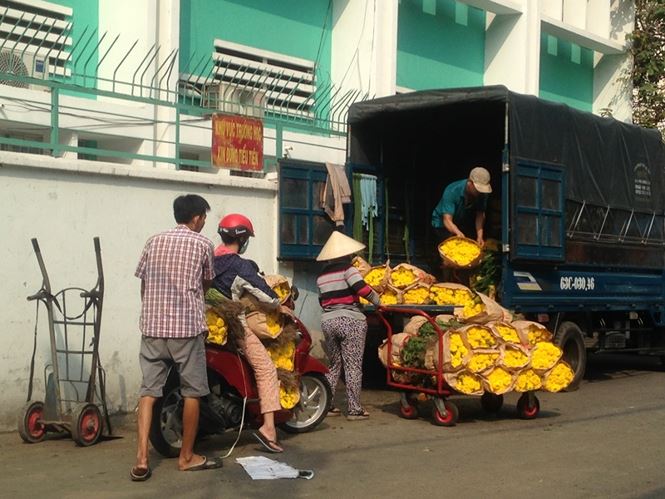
[71,403,103,446]
[480,393,504,414]
[431,400,459,427]
[399,403,419,420]
[516,393,540,419]
[18,401,47,443]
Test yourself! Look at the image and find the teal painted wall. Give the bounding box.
[397,0,485,90]
[539,33,593,112]
[52,0,99,88]
[180,0,331,82]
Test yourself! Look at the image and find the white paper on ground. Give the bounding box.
[236,456,314,480]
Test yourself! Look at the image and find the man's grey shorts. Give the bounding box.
[139,334,210,398]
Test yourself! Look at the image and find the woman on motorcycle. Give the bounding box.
[211,213,289,453]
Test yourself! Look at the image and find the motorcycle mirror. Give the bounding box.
[291,285,299,301]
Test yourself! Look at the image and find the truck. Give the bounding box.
[345,85,665,389]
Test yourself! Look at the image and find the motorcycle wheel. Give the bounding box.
[279,373,332,434]
[149,372,183,458]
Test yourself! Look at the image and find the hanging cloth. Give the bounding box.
[321,163,351,227]
[359,173,378,229]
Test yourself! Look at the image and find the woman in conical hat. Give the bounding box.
[316,231,380,420]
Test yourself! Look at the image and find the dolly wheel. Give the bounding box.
[18,401,47,443]
[516,393,540,419]
[481,393,504,414]
[399,403,418,420]
[71,403,103,446]
[431,400,459,427]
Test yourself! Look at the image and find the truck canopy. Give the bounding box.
[348,85,665,213]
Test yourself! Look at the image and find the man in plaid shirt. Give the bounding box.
[130,194,223,481]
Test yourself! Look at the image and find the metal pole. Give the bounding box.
[50,87,60,157]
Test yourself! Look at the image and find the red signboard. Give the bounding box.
[211,113,263,171]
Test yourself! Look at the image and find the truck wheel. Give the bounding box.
[555,321,587,391]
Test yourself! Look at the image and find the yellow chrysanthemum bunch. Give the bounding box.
[265,312,282,338]
[365,266,388,288]
[526,326,552,346]
[543,362,574,392]
[439,238,481,267]
[465,326,497,349]
[461,300,484,319]
[205,309,227,346]
[494,323,520,343]
[485,367,513,394]
[530,342,563,370]
[266,341,295,371]
[380,289,399,305]
[391,267,417,289]
[502,347,529,369]
[454,372,483,394]
[279,384,300,409]
[448,332,468,369]
[429,285,476,306]
[468,352,499,373]
[272,282,291,303]
[403,285,431,304]
[515,369,542,392]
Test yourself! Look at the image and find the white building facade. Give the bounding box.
[0,0,633,429]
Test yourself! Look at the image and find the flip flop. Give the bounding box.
[327,407,341,417]
[252,431,284,453]
[129,466,151,482]
[347,409,370,421]
[182,456,224,471]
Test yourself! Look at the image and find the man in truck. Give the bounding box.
[431,166,492,247]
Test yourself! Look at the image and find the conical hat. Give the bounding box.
[316,231,366,261]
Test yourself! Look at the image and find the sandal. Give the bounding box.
[346,409,370,421]
[252,431,284,453]
[327,407,341,417]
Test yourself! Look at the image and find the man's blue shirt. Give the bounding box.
[431,179,488,228]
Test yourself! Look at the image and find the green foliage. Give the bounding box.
[629,0,665,137]
[470,250,501,295]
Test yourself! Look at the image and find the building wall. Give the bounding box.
[0,153,278,431]
[397,0,485,90]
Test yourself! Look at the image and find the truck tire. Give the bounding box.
[555,321,587,391]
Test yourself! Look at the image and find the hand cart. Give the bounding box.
[371,305,540,426]
[19,237,112,446]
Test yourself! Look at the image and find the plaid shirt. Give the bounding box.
[135,225,214,338]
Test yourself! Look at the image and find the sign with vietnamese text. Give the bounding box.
[211,113,263,171]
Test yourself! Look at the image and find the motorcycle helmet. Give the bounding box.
[218,213,255,254]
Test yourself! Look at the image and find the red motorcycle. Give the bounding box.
[149,293,331,458]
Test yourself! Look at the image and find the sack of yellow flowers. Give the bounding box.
[205,307,228,346]
[461,292,510,324]
[246,310,284,340]
[429,282,476,306]
[466,349,500,374]
[265,340,296,371]
[377,332,411,368]
[402,282,432,305]
[514,368,543,392]
[351,255,372,276]
[512,320,554,347]
[379,285,403,305]
[389,263,436,289]
[432,330,470,372]
[264,274,292,304]
[530,341,563,372]
[482,366,516,395]
[438,236,482,269]
[542,360,575,392]
[364,263,391,293]
[279,382,301,409]
[444,369,484,395]
[499,344,530,370]
[488,321,526,345]
[458,324,498,350]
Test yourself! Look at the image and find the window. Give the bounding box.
[512,160,565,260]
[279,160,334,259]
